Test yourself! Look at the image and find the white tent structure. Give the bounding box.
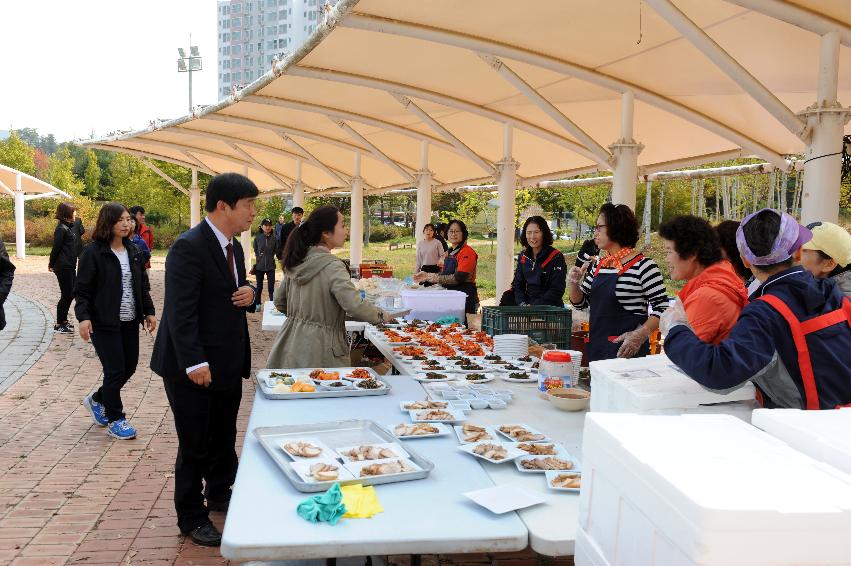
[86,0,851,296]
[0,164,73,260]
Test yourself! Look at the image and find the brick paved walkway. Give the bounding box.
[0,292,54,394]
[0,256,567,566]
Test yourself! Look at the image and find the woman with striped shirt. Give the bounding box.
[568,203,669,362]
[76,203,156,440]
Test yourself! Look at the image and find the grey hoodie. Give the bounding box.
[831,270,851,297]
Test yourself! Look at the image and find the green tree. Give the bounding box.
[456,191,490,226]
[47,146,84,195]
[514,188,534,227]
[0,133,36,175]
[83,149,101,197]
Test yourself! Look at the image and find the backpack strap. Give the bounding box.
[540,249,562,269]
[757,295,850,410]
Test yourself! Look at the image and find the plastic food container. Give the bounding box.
[401,289,467,322]
[538,350,575,396]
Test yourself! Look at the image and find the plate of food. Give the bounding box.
[545,470,582,492]
[335,442,409,462]
[344,368,373,380]
[454,423,498,444]
[452,363,489,373]
[389,422,451,439]
[515,442,570,458]
[280,438,335,461]
[400,400,449,411]
[460,373,496,383]
[354,377,386,391]
[457,441,526,464]
[496,424,550,443]
[498,372,538,383]
[290,460,356,483]
[317,379,354,390]
[409,408,467,423]
[413,372,456,382]
[343,457,422,478]
[412,361,452,373]
[515,454,579,473]
[308,369,342,381]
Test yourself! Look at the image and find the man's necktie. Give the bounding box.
[225,243,236,284]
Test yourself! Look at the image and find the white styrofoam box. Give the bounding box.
[752,408,851,476]
[400,289,466,322]
[589,354,755,413]
[577,413,851,565]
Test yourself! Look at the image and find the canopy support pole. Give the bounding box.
[646,0,808,141]
[415,141,433,244]
[496,124,518,301]
[350,153,364,267]
[14,173,25,260]
[190,168,201,227]
[141,159,190,196]
[241,165,252,274]
[801,31,850,224]
[293,160,305,209]
[610,92,643,210]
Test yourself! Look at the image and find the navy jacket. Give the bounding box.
[666,266,851,409]
[511,246,567,307]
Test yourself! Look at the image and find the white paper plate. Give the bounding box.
[457,441,526,464]
[280,438,336,461]
[387,422,452,439]
[514,442,571,459]
[412,362,454,373]
[545,470,582,492]
[343,457,422,478]
[463,484,546,514]
[399,400,450,411]
[335,442,409,462]
[497,372,539,384]
[453,425,499,444]
[290,459,355,483]
[457,373,496,384]
[409,408,467,423]
[495,424,551,443]
[413,372,457,382]
[515,453,580,474]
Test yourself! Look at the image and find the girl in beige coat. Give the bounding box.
[266,206,393,368]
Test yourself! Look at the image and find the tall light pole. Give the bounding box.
[177,37,202,113]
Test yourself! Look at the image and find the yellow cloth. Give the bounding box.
[340,484,384,518]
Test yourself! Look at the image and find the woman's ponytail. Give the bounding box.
[282,205,340,270]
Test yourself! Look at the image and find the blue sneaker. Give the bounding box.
[107,418,137,440]
[83,395,108,426]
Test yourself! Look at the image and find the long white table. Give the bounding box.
[365,327,583,556]
[221,374,528,562]
[262,300,367,333]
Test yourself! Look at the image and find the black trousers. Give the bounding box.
[55,267,75,324]
[254,269,276,307]
[90,321,140,422]
[162,376,242,533]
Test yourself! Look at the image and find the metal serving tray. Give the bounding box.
[255,367,392,400]
[254,419,434,492]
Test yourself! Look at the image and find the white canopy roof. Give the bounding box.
[0,164,72,198]
[86,0,851,196]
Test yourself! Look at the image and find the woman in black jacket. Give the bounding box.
[48,202,78,334]
[76,203,156,440]
[510,216,567,307]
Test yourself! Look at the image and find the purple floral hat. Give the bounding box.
[735,208,812,266]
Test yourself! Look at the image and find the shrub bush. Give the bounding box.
[368,224,410,243]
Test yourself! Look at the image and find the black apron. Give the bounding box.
[587,256,650,363]
[441,250,479,314]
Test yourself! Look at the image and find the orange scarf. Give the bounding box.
[598,247,635,271]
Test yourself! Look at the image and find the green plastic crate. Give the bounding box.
[481,306,572,349]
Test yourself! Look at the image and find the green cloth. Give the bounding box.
[436,316,461,324]
[296,482,347,525]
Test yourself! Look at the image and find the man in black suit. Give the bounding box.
[276,206,303,262]
[151,173,258,547]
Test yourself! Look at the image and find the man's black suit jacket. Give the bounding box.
[150,221,253,390]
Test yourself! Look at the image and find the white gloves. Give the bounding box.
[567,261,591,285]
[614,325,650,358]
[659,297,689,337]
